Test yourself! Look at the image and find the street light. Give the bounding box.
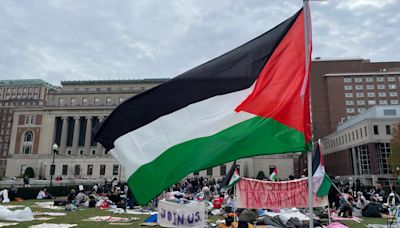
[49,143,58,188]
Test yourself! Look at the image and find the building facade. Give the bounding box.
[311,58,400,140]
[5,79,300,181]
[0,79,57,176]
[6,79,167,179]
[321,105,400,185]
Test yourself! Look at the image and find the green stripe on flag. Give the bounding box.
[128,116,308,205]
[316,174,332,197]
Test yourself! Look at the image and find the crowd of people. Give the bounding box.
[328,177,400,218]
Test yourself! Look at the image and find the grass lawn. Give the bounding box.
[0,199,393,227]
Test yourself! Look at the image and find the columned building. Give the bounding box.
[6,79,168,179]
[321,105,400,185]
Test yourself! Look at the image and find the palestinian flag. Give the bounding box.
[270,167,278,181]
[94,7,312,205]
[312,141,332,197]
[220,162,240,190]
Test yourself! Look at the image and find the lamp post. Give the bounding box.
[49,143,58,188]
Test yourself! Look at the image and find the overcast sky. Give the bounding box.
[0,0,399,85]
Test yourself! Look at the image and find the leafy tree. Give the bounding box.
[24,167,35,178]
[389,123,400,174]
[256,171,265,180]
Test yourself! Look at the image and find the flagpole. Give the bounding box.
[303,0,313,227]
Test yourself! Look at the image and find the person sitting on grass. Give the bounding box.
[36,188,53,199]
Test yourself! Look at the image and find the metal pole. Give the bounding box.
[50,150,55,188]
[303,0,313,227]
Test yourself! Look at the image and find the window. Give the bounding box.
[366,85,374,90]
[220,165,226,176]
[24,131,33,142]
[96,88,100,91]
[366,77,373,82]
[377,77,384,82]
[70,98,76,106]
[22,131,33,154]
[355,78,362,82]
[82,98,88,106]
[106,97,112,106]
[368,100,376,105]
[74,165,80,175]
[377,143,391,174]
[92,150,96,155]
[62,165,68,175]
[377,85,385,90]
[87,165,93,175]
[346,108,355,113]
[345,93,353,98]
[118,97,124,104]
[389,84,397,89]
[358,108,365,113]
[390,92,398,97]
[206,168,213,176]
[365,126,367,136]
[25,115,36,124]
[107,87,111,91]
[391,100,399,104]
[59,98,64,106]
[378,92,386,97]
[383,109,396,116]
[379,100,387,105]
[346,100,354,105]
[367,93,375,97]
[388,77,395,81]
[100,165,106,175]
[386,125,391,135]
[193,171,199,176]
[357,100,365,105]
[356,93,364,97]
[22,146,32,154]
[94,97,100,106]
[355,85,363,90]
[344,85,353,90]
[113,165,119,175]
[374,125,379,135]
[343,78,352,83]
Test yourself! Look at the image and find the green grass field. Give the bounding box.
[0,199,392,227]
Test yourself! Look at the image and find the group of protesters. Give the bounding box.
[328,177,400,218]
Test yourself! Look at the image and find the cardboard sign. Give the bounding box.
[236,177,328,209]
[157,200,205,228]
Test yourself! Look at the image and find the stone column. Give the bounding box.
[59,117,68,155]
[95,116,104,155]
[71,117,80,155]
[84,116,92,155]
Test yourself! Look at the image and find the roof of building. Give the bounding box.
[0,79,57,90]
[337,105,400,131]
[61,78,170,86]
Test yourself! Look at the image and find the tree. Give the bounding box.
[24,167,35,178]
[256,171,265,180]
[389,123,400,174]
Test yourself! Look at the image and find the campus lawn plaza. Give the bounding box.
[0,199,390,228]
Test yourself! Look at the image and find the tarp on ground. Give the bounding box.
[0,205,34,221]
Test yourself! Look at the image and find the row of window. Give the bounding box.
[72,86,146,92]
[0,101,43,106]
[346,100,399,106]
[324,125,391,150]
[58,97,125,107]
[343,76,399,83]
[58,164,119,176]
[345,92,398,98]
[344,84,397,90]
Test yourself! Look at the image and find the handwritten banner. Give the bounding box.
[157,200,205,228]
[236,177,328,209]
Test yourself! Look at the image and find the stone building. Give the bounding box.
[0,79,57,176]
[321,105,400,185]
[6,79,167,179]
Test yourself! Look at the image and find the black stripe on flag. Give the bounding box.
[312,143,321,175]
[94,10,302,151]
